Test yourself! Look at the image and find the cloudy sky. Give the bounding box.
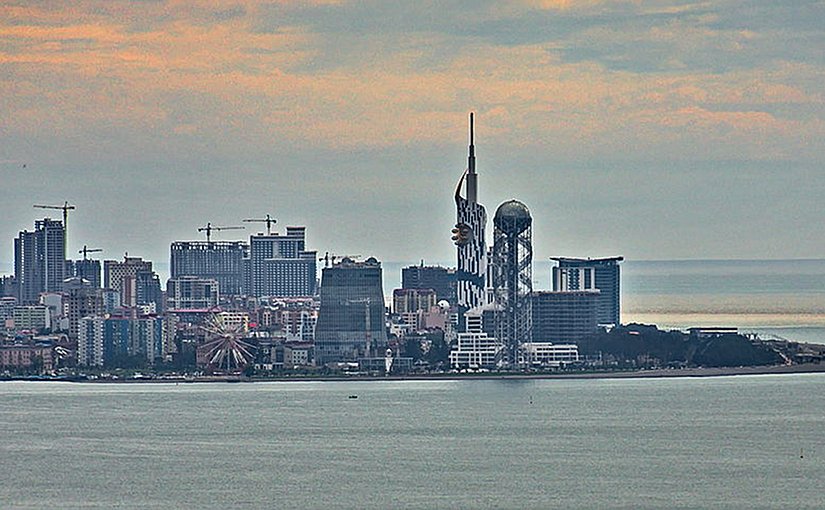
[1,0,824,272]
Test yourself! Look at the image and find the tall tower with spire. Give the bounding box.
[453,112,487,312]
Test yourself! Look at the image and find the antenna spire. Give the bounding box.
[466,112,478,202]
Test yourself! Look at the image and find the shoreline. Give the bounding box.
[5,363,825,384]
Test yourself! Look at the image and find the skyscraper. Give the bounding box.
[170,241,247,296]
[491,200,533,366]
[401,264,454,303]
[247,227,317,298]
[454,113,487,312]
[14,218,66,304]
[314,257,387,365]
[551,256,623,326]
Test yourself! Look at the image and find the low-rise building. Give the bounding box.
[0,341,53,372]
[519,342,579,367]
[449,332,503,369]
[12,305,51,331]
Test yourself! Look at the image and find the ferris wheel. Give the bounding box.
[201,314,256,372]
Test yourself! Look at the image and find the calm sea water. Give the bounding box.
[1,376,824,509]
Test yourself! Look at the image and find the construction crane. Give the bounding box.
[243,214,277,235]
[75,245,103,283]
[78,245,103,260]
[197,222,245,243]
[33,201,75,258]
[319,252,362,268]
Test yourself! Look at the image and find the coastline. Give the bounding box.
[5,363,825,384]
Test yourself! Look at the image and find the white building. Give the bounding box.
[216,311,249,333]
[449,332,503,369]
[519,342,579,367]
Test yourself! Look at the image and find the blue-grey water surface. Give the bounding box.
[1,376,824,509]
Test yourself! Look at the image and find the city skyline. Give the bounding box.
[2,1,824,268]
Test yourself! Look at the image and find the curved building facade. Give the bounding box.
[454,113,487,312]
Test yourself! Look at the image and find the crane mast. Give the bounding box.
[33,201,75,259]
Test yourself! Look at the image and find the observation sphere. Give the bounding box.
[493,199,532,235]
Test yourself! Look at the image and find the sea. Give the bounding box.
[1,376,824,509]
[384,259,825,345]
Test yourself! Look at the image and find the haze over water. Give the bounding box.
[1,376,823,509]
[383,259,825,345]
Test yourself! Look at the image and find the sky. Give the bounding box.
[1,0,824,274]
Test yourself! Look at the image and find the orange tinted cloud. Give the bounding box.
[0,0,822,161]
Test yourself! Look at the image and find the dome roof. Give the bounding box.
[494,199,532,234]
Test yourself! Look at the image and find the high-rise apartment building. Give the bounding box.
[247,227,317,298]
[314,257,387,365]
[551,257,623,326]
[401,264,454,303]
[14,218,66,304]
[68,259,101,288]
[454,113,487,312]
[104,256,153,293]
[104,257,162,312]
[170,241,247,296]
[63,277,104,339]
[0,275,17,299]
[393,288,437,315]
[78,312,176,367]
[166,276,219,310]
[531,290,599,344]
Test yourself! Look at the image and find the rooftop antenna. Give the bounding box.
[466,112,477,202]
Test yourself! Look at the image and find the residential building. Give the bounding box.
[12,305,51,331]
[104,256,153,293]
[0,275,17,298]
[77,313,176,367]
[0,297,17,327]
[170,241,247,296]
[401,264,454,303]
[14,218,65,304]
[63,277,104,339]
[393,288,437,315]
[167,276,219,310]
